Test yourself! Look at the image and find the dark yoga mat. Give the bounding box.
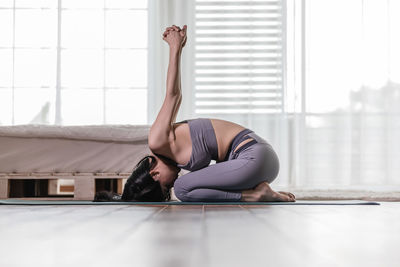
[0,199,380,205]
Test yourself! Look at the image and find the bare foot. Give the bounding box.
[278,191,296,201]
[254,182,295,202]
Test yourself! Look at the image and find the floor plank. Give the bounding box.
[0,202,399,267]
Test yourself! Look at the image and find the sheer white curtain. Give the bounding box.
[151,0,400,191]
[284,0,400,190]
[147,0,195,124]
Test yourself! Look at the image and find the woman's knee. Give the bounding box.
[172,177,190,201]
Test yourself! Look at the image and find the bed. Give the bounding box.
[0,124,155,200]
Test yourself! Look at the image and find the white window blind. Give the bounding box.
[194,0,283,115]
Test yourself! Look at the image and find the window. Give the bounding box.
[193,0,284,115]
[0,0,148,126]
[299,0,400,186]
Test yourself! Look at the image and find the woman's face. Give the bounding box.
[149,152,181,195]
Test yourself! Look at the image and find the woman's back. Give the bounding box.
[166,118,248,166]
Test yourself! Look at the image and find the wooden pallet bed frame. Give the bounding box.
[0,124,153,201]
[0,172,132,200]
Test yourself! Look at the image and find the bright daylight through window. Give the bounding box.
[0,0,148,126]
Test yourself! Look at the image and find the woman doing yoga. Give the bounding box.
[95,25,295,202]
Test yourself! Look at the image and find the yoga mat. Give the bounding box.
[0,199,380,205]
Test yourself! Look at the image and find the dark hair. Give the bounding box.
[93,191,122,201]
[93,155,171,202]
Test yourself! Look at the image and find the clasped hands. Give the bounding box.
[163,24,187,51]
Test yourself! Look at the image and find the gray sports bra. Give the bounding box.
[155,118,256,172]
[174,118,219,172]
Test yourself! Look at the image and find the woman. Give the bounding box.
[95,25,295,202]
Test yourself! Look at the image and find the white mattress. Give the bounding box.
[0,124,152,173]
[0,124,151,142]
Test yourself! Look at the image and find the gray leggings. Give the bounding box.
[173,132,280,202]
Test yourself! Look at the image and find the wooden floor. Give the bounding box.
[0,202,399,267]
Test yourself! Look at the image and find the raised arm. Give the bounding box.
[167,25,186,123]
[148,25,187,150]
[165,26,185,96]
